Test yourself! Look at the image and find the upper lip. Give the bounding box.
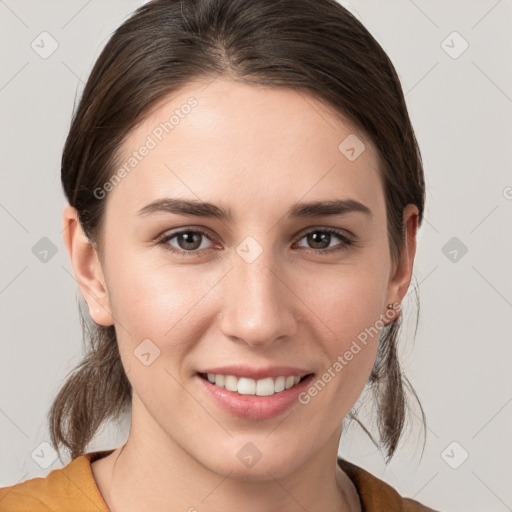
[197,365,313,380]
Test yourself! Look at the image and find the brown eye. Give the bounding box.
[159,229,215,255]
[158,227,354,257]
[295,229,353,254]
[175,231,203,251]
[307,231,331,250]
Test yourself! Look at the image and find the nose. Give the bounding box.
[217,253,300,349]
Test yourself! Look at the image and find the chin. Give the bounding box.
[195,440,306,481]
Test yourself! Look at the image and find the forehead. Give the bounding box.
[106,78,383,218]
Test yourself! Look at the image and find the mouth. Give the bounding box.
[195,365,316,420]
[197,372,314,397]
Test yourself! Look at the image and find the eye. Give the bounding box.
[294,228,354,254]
[158,227,355,257]
[158,228,216,256]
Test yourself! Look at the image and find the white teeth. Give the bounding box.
[205,373,305,396]
[274,376,285,392]
[256,377,275,396]
[237,377,256,395]
[224,375,238,392]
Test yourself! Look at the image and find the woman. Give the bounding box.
[0,0,439,510]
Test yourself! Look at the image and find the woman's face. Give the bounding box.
[78,78,416,478]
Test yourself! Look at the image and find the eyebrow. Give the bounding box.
[137,197,372,222]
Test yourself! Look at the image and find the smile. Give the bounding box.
[199,373,307,396]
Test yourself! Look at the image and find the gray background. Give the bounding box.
[1,1,511,510]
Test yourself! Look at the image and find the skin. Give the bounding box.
[63,77,418,512]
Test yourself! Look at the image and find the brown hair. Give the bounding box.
[51,0,426,462]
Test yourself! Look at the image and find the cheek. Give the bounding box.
[108,258,216,411]
[294,263,389,396]
[106,254,219,354]
[300,262,389,343]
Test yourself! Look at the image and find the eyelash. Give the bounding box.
[157,227,355,257]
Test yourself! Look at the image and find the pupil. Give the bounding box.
[181,232,200,250]
[309,232,329,249]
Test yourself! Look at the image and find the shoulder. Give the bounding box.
[338,458,441,512]
[0,451,112,512]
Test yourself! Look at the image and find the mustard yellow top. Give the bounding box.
[0,450,439,511]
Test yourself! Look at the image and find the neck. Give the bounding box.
[95,400,359,512]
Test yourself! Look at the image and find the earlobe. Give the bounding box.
[382,302,400,326]
[62,205,114,327]
[383,204,419,325]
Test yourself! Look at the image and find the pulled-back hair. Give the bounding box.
[51,0,426,462]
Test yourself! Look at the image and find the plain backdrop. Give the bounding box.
[1,1,511,511]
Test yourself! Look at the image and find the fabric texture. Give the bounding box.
[0,450,439,511]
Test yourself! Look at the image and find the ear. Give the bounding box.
[382,204,419,326]
[62,205,114,326]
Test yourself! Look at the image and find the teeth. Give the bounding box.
[238,377,256,395]
[224,375,238,392]
[274,376,285,392]
[205,373,305,396]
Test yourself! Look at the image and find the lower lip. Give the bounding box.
[197,374,314,420]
